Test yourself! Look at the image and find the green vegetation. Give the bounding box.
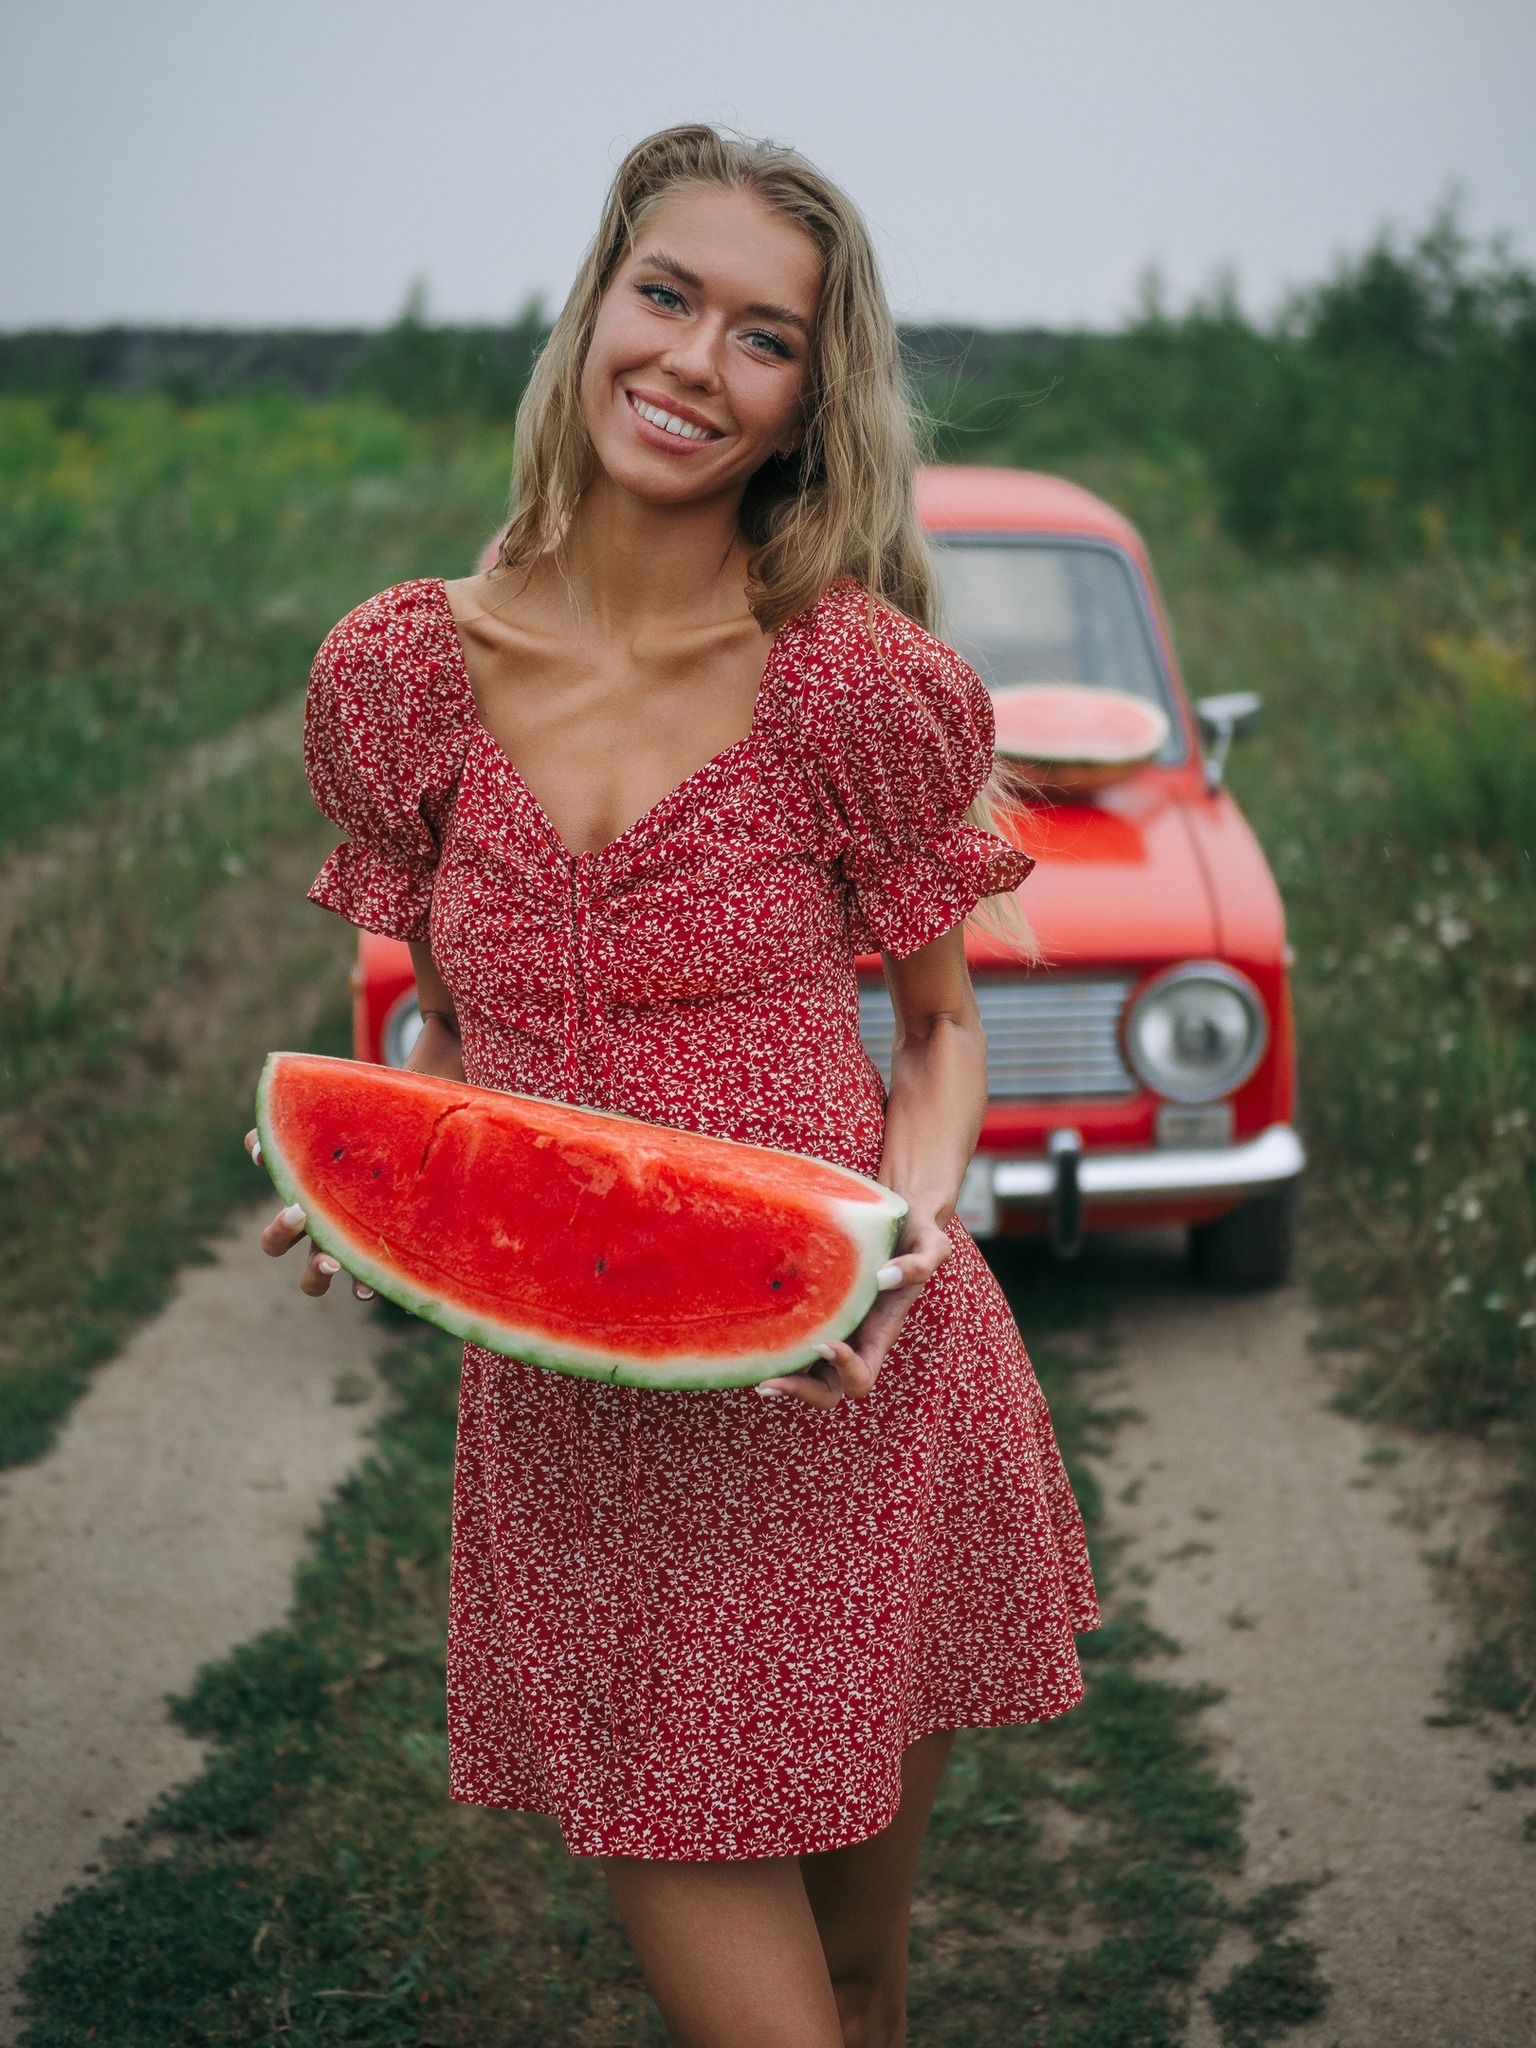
[924,208,1536,561]
[19,1278,1323,2047]
[1165,510,1535,1702]
[0,391,512,851]
[0,393,514,1466]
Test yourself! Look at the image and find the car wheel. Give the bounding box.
[1189,1181,1297,1291]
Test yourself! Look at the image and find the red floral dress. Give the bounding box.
[305,575,1098,1861]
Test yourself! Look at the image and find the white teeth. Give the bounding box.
[631,395,712,441]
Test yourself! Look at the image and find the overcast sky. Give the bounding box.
[2,0,1532,332]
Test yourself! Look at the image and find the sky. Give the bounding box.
[2,0,1533,333]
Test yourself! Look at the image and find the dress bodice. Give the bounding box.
[305,576,1032,1174]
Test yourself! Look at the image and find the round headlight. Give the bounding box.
[381,991,425,1069]
[1126,964,1267,1103]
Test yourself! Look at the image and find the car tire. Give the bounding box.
[1189,1181,1297,1291]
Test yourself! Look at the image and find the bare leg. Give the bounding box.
[603,1854,844,2048]
[602,1734,953,2048]
[800,1731,955,2048]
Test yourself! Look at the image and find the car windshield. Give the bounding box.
[931,540,1183,759]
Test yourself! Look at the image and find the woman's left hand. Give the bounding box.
[754,1210,952,1410]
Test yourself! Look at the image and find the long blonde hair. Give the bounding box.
[499,123,1032,953]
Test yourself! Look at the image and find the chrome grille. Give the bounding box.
[858,976,1137,1101]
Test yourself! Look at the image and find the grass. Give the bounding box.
[16,1264,1325,2048]
[1149,499,1536,1699]
[0,394,514,1467]
[0,391,512,853]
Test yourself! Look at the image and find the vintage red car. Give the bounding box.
[350,465,1302,1285]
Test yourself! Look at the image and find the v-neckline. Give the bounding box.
[431,579,783,866]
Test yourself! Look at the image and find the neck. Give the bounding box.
[557,471,756,631]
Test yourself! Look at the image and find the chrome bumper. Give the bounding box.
[958,1124,1305,1245]
[991,1123,1305,1201]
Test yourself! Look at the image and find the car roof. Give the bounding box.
[915,465,1145,556]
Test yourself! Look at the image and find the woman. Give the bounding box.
[259,124,1097,2048]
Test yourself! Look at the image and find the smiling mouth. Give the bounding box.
[627,391,722,443]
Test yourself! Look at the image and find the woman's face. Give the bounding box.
[579,185,821,510]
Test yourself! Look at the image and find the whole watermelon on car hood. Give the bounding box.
[255,1053,907,1389]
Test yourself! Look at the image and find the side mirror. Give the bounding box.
[1194,691,1263,793]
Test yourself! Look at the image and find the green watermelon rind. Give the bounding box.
[255,1054,908,1391]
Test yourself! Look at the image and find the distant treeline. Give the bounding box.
[5,209,1531,558]
[0,307,1037,414]
[931,211,1536,558]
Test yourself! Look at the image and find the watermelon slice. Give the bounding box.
[255,1053,907,1390]
[991,683,1170,795]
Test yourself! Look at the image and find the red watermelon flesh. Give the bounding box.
[255,1053,907,1389]
[991,683,1170,768]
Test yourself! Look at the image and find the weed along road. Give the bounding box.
[1083,1241,1536,2048]
[4,1222,1534,2041]
[0,1206,384,2042]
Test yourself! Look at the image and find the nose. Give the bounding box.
[657,313,726,394]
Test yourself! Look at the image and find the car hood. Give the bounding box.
[970,774,1217,972]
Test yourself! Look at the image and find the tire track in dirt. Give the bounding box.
[1089,1242,1536,2047]
[0,1207,386,2043]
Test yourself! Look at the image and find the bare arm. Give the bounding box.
[759,924,986,1408]
[404,940,467,1082]
[250,941,464,1292]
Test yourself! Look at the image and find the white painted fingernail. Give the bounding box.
[754,1384,785,1400]
[249,1139,263,1165]
[355,1285,375,1301]
[280,1204,306,1230]
[817,1343,837,1361]
[316,1257,340,1276]
[876,1263,903,1291]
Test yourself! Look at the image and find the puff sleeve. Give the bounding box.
[794,588,1034,956]
[303,587,471,942]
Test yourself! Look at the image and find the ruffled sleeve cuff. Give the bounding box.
[308,841,437,944]
[847,828,1035,957]
[301,583,474,945]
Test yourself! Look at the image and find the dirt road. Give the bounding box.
[0,1205,384,2043]
[1086,1240,1536,2047]
[2,1220,1533,2045]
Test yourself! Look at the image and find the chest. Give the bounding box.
[456,617,771,860]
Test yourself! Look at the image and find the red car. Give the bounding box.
[351,466,1302,1286]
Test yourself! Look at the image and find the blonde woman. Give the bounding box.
[261,125,1097,2048]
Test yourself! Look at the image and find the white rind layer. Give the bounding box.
[255,1056,908,1390]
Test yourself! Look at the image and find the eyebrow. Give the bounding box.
[634,248,811,337]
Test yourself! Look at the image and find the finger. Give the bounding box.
[244,1128,264,1167]
[822,1337,878,1401]
[757,1338,881,1407]
[300,1251,339,1297]
[260,1204,309,1257]
[879,1238,950,1291]
[351,1276,375,1302]
[756,1364,843,1410]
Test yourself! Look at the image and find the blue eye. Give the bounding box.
[638,282,685,311]
[745,329,792,359]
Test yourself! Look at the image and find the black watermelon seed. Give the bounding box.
[332,1147,345,1160]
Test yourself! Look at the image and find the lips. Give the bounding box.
[626,390,723,444]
